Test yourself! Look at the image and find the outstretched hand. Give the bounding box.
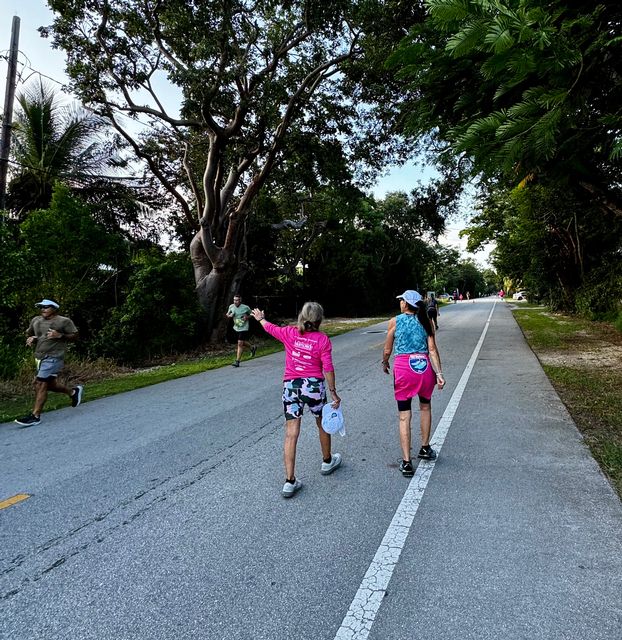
[251,308,265,321]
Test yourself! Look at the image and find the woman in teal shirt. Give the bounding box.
[382,290,445,476]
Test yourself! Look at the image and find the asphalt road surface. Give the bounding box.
[1,299,621,640]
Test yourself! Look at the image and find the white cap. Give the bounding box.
[396,290,422,306]
[35,299,59,309]
[321,404,345,435]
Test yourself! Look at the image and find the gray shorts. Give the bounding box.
[36,356,64,380]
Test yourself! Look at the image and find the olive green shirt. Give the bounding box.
[27,314,78,359]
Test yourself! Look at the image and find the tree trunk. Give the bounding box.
[191,225,249,343]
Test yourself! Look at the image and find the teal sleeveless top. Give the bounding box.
[394,313,429,355]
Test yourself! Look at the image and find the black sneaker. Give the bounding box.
[250,345,257,358]
[399,460,414,477]
[232,360,240,368]
[71,385,84,407]
[418,446,437,461]
[15,413,41,427]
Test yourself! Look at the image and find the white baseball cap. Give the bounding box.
[322,404,345,436]
[35,299,59,309]
[396,290,422,306]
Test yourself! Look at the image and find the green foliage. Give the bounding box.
[0,217,37,378]
[41,0,433,341]
[92,251,206,362]
[575,264,622,319]
[19,184,129,314]
[8,81,114,215]
[391,0,622,216]
[463,181,622,312]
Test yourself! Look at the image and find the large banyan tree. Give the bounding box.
[43,0,411,339]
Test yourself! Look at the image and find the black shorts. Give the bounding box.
[235,330,250,341]
[397,396,431,411]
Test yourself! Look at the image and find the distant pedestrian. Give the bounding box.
[459,293,463,302]
[251,302,342,498]
[499,289,505,299]
[466,291,472,302]
[426,293,439,330]
[382,290,445,476]
[226,294,257,367]
[15,299,83,427]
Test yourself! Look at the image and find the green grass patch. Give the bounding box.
[514,307,622,499]
[0,317,385,423]
[513,307,593,349]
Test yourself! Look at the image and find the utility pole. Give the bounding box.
[0,15,21,211]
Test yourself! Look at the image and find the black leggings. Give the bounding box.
[397,396,431,411]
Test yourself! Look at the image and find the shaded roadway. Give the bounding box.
[1,300,620,639]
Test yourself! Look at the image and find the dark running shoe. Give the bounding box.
[232,360,240,368]
[15,413,41,427]
[250,345,257,358]
[71,385,84,407]
[418,446,437,461]
[399,460,414,477]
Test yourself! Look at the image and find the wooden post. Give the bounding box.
[0,16,21,211]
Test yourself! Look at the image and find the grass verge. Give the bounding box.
[513,306,622,499]
[0,317,386,424]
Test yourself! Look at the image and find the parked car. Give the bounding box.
[512,290,528,300]
[438,293,451,301]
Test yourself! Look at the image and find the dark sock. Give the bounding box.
[323,456,332,464]
[286,477,296,484]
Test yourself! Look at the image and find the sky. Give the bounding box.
[1,1,492,266]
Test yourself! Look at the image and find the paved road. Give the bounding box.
[1,300,621,640]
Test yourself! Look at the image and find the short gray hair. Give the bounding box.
[297,301,324,334]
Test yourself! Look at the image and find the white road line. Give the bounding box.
[334,302,497,640]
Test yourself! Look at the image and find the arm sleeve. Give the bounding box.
[320,336,334,372]
[261,321,288,345]
[27,319,36,336]
[62,317,78,334]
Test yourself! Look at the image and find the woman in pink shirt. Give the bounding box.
[251,302,342,498]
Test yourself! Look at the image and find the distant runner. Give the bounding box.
[226,294,257,367]
[426,293,439,330]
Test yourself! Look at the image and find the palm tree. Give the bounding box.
[7,80,111,217]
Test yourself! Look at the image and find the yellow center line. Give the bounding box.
[0,494,30,510]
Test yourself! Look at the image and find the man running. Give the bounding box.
[15,299,83,427]
[226,294,257,367]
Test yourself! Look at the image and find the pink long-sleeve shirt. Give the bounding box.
[262,321,334,381]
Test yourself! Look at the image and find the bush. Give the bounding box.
[0,337,29,379]
[575,263,622,319]
[91,250,206,363]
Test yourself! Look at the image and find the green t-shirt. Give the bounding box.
[28,314,78,358]
[228,303,251,332]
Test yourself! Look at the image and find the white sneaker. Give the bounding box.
[282,479,302,498]
[321,453,342,475]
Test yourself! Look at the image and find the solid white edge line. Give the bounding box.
[333,302,497,640]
